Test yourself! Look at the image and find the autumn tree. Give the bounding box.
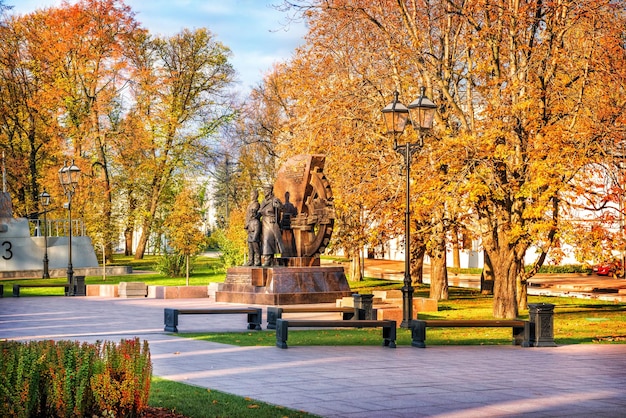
[45,0,141,261]
[124,27,236,259]
[0,11,64,217]
[276,0,626,318]
[2,1,238,264]
[0,0,142,260]
[164,185,207,285]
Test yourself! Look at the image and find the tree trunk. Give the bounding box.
[134,225,149,260]
[411,250,424,286]
[489,250,522,319]
[124,194,137,256]
[134,183,162,259]
[429,252,449,300]
[124,227,133,256]
[480,250,494,295]
[452,226,461,274]
[429,232,449,300]
[186,254,190,286]
[410,223,426,285]
[517,272,528,311]
[350,253,363,281]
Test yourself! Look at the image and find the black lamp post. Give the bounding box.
[39,190,51,279]
[58,160,81,296]
[382,87,436,328]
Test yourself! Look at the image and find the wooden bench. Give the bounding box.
[410,319,530,348]
[275,318,396,349]
[267,306,360,329]
[13,283,70,297]
[164,307,263,332]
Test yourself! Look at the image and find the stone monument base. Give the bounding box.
[215,262,352,305]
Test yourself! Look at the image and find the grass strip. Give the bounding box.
[178,294,626,347]
[180,328,519,347]
[149,377,319,418]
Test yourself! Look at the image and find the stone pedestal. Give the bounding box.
[215,262,352,305]
[147,285,209,299]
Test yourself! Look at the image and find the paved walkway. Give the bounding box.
[1,296,625,417]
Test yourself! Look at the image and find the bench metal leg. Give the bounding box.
[266,307,282,330]
[343,311,356,320]
[276,319,289,349]
[164,308,179,332]
[513,324,528,346]
[247,308,263,330]
[410,320,427,348]
[12,285,20,297]
[522,322,535,347]
[383,321,397,348]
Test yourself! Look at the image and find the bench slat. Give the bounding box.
[15,284,69,287]
[266,306,359,329]
[285,319,389,327]
[164,307,262,332]
[13,284,70,297]
[175,308,259,315]
[279,307,354,313]
[410,319,530,348]
[275,318,396,349]
[423,320,526,327]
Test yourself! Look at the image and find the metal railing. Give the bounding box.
[28,219,86,237]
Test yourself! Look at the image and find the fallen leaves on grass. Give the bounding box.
[141,407,188,417]
[593,335,626,342]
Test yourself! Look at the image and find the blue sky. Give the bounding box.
[8,0,307,93]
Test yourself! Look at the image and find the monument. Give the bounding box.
[215,154,353,304]
[0,188,99,278]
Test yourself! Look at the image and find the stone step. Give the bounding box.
[118,281,147,298]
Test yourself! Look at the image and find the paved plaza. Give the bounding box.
[1,295,625,417]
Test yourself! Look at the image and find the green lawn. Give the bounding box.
[180,291,626,347]
[0,255,227,296]
[149,378,318,418]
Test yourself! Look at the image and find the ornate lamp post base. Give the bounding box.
[401,282,414,328]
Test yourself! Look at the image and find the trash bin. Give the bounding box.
[528,303,557,347]
[74,275,86,296]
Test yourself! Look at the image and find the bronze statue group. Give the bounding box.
[244,185,297,267]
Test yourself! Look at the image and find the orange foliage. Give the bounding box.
[263,0,626,317]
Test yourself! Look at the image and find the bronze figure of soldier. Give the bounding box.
[259,185,284,266]
[244,189,261,266]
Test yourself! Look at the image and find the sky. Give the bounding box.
[7,0,307,94]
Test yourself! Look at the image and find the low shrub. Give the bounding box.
[534,264,592,274]
[0,338,151,417]
[156,252,189,277]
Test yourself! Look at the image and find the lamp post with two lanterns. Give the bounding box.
[58,160,81,296]
[381,87,436,328]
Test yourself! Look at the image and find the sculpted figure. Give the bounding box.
[243,189,261,266]
[280,191,298,257]
[259,185,284,266]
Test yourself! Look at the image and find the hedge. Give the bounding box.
[0,338,151,417]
